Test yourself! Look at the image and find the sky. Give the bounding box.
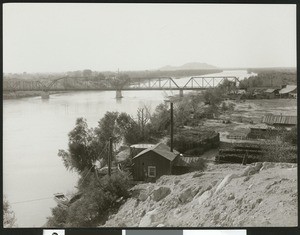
[3,3,296,73]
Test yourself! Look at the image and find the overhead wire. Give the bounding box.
[11,197,53,205]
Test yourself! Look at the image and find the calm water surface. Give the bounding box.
[3,70,254,227]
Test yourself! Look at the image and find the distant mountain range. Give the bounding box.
[159,62,218,71]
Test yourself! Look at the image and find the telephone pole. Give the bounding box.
[170,102,174,152]
[108,137,113,176]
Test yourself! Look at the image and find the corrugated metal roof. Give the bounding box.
[279,85,297,94]
[265,88,276,93]
[174,157,201,166]
[132,143,179,161]
[130,144,155,149]
[262,114,297,125]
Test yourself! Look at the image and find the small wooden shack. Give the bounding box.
[264,88,280,99]
[132,143,179,182]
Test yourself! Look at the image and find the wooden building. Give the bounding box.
[279,85,297,98]
[132,143,179,181]
[264,88,280,99]
[262,114,297,127]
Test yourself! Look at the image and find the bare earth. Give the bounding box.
[103,162,297,227]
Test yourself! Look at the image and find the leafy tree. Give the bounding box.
[108,74,131,89]
[116,112,142,145]
[149,103,170,135]
[83,69,93,78]
[46,205,68,227]
[95,112,120,143]
[203,88,223,107]
[58,118,103,174]
[3,196,17,228]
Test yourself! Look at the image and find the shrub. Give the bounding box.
[46,206,68,227]
[46,171,131,227]
[262,139,297,163]
[283,127,297,146]
[3,196,17,228]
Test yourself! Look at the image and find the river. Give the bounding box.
[3,70,255,227]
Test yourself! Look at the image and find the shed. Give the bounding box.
[264,88,280,99]
[262,114,297,127]
[247,123,275,139]
[132,143,179,181]
[279,85,297,98]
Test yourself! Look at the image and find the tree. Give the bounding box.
[149,103,170,135]
[136,105,151,139]
[83,69,93,78]
[108,74,131,89]
[46,205,68,227]
[58,118,103,174]
[116,112,142,145]
[203,88,223,107]
[95,112,120,143]
[3,196,17,228]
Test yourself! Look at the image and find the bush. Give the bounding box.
[262,140,297,163]
[3,196,17,228]
[46,171,131,227]
[46,206,68,227]
[283,127,297,146]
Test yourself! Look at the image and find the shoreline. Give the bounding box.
[3,91,67,100]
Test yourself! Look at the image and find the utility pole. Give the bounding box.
[170,102,174,152]
[108,137,113,176]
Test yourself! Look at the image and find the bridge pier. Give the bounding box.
[179,89,184,98]
[41,91,50,99]
[116,90,123,99]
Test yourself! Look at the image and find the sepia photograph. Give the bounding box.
[3,3,297,228]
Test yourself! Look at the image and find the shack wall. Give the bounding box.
[132,151,172,181]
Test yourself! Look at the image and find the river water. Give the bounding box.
[3,70,255,227]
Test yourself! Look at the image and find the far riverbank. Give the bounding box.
[3,91,67,99]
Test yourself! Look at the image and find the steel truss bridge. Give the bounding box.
[3,76,239,92]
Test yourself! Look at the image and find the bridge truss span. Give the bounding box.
[3,75,239,93]
[183,76,240,89]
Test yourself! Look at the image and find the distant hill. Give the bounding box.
[159,62,218,71]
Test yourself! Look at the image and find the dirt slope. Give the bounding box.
[103,162,297,227]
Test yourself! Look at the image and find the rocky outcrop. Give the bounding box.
[151,187,171,202]
[103,162,297,227]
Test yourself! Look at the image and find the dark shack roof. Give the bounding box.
[132,143,179,161]
[262,114,297,125]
